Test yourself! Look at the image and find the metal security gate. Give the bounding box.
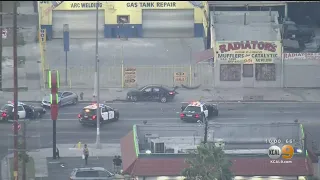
[52,10,105,39]
[142,9,194,38]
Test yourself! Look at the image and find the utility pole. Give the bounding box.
[203,118,208,144]
[95,1,101,149]
[13,1,19,180]
[22,120,27,180]
[0,1,2,90]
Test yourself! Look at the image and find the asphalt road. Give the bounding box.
[1,102,320,154]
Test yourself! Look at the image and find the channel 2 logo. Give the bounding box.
[268,145,294,160]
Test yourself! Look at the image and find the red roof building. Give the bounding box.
[121,124,314,179]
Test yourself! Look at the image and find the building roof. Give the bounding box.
[121,124,313,177]
[120,131,137,174]
[211,11,280,41]
[124,156,313,176]
[136,123,303,153]
[208,1,287,7]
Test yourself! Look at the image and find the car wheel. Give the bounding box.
[34,112,39,119]
[131,96,138,102]
[160,97,167,103]
[115,114,119,121]
[73,98,78,105]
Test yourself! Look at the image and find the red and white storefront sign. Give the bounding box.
[283,53,320,60]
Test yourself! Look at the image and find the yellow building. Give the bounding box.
[38,1,204,39]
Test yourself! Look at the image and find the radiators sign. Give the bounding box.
[215,41,281,64]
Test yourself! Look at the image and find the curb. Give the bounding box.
[14,100,320,104]
[20,100,129,103]
[207,100,301,103]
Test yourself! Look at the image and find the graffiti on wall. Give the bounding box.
[215,41,282,64]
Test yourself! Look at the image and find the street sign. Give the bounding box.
[12,123,21,132]
[2,29,7,39]
[63,24,69,52]
[40,29,46,43]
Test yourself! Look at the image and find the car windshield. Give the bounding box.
[184,106,201,113]
[138,85,149,91]
[76,171,99,177]
[1,104,12,111]
[17,106,24,111]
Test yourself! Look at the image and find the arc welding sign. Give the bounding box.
[40,29,46,43]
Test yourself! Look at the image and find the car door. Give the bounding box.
[62,92,73,105]
[142,87,152,100]
[101,107,109,121]
[23,105,33,118]
[202,105,208,118]
[14,105,26,119]
[106,106,115,120]
[152,87,161,100]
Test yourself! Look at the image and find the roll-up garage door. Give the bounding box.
[142,9,194,38]
[52,10,105,39]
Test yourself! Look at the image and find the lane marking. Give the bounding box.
[41,118,178,121]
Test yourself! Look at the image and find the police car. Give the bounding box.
[180,101,218,122]
[0,101,46,122]
[78,103,120,126]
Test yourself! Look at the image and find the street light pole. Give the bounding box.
[13,1,19,180]
[203,118,208,144]
[94,1,101,149]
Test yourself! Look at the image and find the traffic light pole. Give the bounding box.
[203,118,208,144]
[0,1,2,90]
[13,1,19,180]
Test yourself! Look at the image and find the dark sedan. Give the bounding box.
[126,85,178,103]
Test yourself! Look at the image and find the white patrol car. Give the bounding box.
[0,101,47,122]
[78,103,120,126]
[1,101,26,120]
[180,101,218,122]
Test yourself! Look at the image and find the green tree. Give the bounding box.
[182,143,233,180]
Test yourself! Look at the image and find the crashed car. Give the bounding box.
[0,101,46,122]
[42,91,78,108]
[126,85,178,103]
[180,101,218,122]
[78,103,120,126]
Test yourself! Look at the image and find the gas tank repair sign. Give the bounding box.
[127,1,176,8]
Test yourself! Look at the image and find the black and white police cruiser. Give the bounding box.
[180,101,218,122]
[0,101,46,122]
[78,103,120,126]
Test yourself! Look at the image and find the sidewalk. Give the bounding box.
[2,87,320,103]
[1,143,122,180]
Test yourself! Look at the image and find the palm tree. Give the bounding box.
[182,143,233,180]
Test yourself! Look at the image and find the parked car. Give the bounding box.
[70,167,122,180]
[126,85,178,103]
[41,91,78,108]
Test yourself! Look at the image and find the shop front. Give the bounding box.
[213,40,282,88]
[39,1,205,39]
[39,1,106,39]
[104,1,204,38]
